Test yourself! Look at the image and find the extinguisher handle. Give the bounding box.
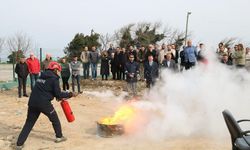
[56,98,69,102]
[71,92,79,97]
[68,92,78,98]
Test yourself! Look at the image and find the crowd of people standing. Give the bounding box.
[13,40,250,150]
[14,40,250,98]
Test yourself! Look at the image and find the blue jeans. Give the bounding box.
[72,74,81,93]
[83,62,90,79]
[30,74,39,91]
[91,63,97,79]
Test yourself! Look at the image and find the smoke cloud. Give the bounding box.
[131,53,250,140]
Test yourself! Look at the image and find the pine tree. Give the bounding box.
[64,31,101,60]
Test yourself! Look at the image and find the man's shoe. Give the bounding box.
[55,136,67,143]
[23,94,29,97]
[16,145,23,150]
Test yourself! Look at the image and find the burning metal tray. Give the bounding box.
[96,121,124,138]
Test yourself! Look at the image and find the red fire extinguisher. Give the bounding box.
[60,99,75,122]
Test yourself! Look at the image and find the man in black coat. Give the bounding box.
[114,47,122,80]
[125,54,139,96]
[179,50,186,72]
[118,48,126,80]
[145,44,157,63]
[16,62,77,150]
[127,45,138,61]
[221,53,233,66]
[100,51,110,80]
[15,56,29,98]
[144,54,159,88]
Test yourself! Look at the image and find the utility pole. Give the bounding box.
[184,12,192,46]
[40,48,42,71]
[12,51,16,81]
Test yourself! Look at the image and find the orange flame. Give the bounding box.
[99,105,137,125]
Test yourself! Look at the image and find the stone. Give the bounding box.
[0,140,5,148]
[6,135,14,141]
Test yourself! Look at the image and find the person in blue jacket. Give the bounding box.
[16,62,77,150]
[183,40,198,70]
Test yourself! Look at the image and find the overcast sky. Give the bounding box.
[0,0,250,59]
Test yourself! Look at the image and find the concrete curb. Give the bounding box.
[0,81,18,90]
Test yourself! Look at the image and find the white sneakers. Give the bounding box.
[15,136,67,149]
[16,145,23,150]
[54,136,67,143]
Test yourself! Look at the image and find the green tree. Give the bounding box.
[114,22,166,48]
[220,37,238,48]
[134,22,165,47]
[174,35,185,50]
[7,50,24,63]
[119,24,134,48]
[64,30,101,59]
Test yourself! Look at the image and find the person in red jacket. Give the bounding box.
[26,53,40,90]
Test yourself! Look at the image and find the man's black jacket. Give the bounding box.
[28,70,70,107]
[15,62,29,78]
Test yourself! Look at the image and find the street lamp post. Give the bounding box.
[12,51,16,81]
[184,12,192,46]
[40,48,42,70]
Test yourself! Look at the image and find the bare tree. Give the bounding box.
[0,38,4,54]
[7,32,33,54]
[112,30,122,46]
[99,33,113,50]
[162,25,173,39]
[160,27,187,50]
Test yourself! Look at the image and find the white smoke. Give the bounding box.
[84,90,128,102]
[132,54,250,140]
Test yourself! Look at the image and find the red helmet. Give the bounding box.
[48,61,62,72]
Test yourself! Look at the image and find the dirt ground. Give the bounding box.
[0,80,231,150]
